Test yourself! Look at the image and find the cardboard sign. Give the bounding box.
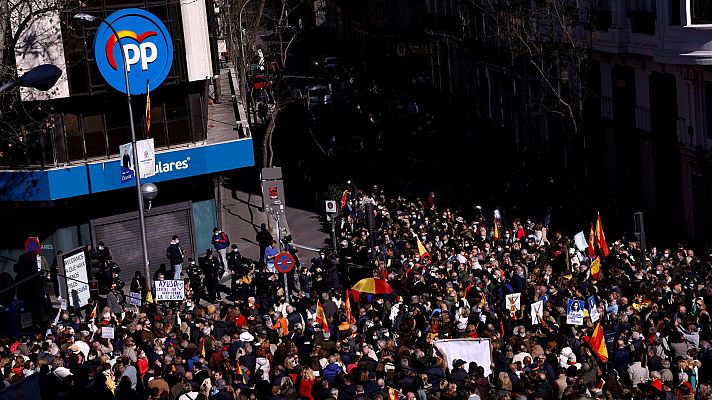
[531,300,543,325]
[588,296,601,323]
[20,312,32,329]
[102,326,115,339]
[506,293,521,312]
[128,292,142,307]
[567,299,585,325]
[60,299,67,311]
[154,280,185,301]
[62,249,90,308]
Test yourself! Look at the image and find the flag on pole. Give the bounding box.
[595,212,610,257]
[236,359,247,384]
[146,290,154,304]
[388,387,400,400]
[589,320,608,362]
[316,300,330,333]
[145,81,151,137]
[416,237,431,263]
[340,190,349,209]
[588,224,596,257]
[88,303,98,320]
[345,290,356,324]
[200,337,206,358]
[590,257,601,280]
[493,217,500,241]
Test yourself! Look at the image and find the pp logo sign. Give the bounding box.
[93,8,173,94]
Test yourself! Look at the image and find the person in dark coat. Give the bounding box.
[449,359,468,386]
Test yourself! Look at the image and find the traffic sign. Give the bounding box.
[93,8,174,94]
[325,200,337,213]
[24,237,40,255]
[274,252,295,273]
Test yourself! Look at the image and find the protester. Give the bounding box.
[3,184,711,400]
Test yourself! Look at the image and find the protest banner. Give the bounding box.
[531,300,543,325]
[102,326,115,339]
[154,280,185,301]
[60,248,90,308]
[506,293,521,312]
[567,299,585,325]
[128,292,142,307]
[433,339,492,376]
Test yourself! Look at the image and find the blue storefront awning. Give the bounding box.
[0,139,254,202]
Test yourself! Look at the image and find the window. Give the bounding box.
[83,114,106,158]
[165,96,191,145]
[64,113,84,161]
[629,0,657,33]
[670,0,681,25]
[691,0,712,24]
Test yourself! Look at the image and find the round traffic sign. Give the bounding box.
[24,237,40,255]
[274,252,295,273]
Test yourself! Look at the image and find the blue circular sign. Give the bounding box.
[93,8,173,94]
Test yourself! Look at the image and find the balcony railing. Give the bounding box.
[629,10,656,34]
[635,106,651,132]
[677,117,695,148]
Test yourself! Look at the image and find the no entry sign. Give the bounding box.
[274,252,295,273]
[25,237,40,255]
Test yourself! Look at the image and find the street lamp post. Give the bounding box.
[238,0,252,123]
[74,13,152,290]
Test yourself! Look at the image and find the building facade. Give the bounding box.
[424,0,712,245]
[0,0,254,282]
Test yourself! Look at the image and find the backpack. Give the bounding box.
[222,232,231,247]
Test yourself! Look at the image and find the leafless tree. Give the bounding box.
[466,0,598,136]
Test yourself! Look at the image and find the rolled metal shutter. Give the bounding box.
[92,202,194,284]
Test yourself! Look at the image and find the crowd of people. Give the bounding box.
[1,184,711,400]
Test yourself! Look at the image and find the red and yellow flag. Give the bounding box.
[388,387,400,400]
[588,223,596,257]
[200,337,206,358]
[589,320,608,362]
[493,217,500,241]
[590,257,601,280]
[146,290,154,304]
[340,190,349,209]
[345,290,356,324]
[145,81,151,137]
[88,303,98,320]
[316,300,330,333]
[236,358,247,384]
[595,212,610,258]
[416,237,431,263]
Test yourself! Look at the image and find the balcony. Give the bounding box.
[629,10,656,34]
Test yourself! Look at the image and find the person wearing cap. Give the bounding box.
[449,359,468,385]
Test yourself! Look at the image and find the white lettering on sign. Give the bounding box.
[154,280,185,301]
[154,157,190,174]
[62,250,90,308]
[123,42,158,72]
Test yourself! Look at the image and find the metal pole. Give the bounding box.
[330,213,338,256]
[273,211,289,301]
[101,18,152,290]
[238,0,251,122]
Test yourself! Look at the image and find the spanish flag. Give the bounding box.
[145,81,151,137]
[340,190,349,209]
[493,217,500,241]
[590,257,601,280]
[589,320,608,362]
[345,290,356,324]
[388,387,400,400]
[595,212,610,258]
[588,223,596,257]
[416,237,431,263]
[200,337,206,358]
[316,300,330,333]
[88,303,98,320]
[236,358,247,384]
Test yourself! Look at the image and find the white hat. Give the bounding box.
[239,332,254,342]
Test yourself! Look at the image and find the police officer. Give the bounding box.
[227,244,243,291]
[201,249,222,303]
[186,257,203,304]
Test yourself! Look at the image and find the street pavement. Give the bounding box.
[218,182,328,267]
